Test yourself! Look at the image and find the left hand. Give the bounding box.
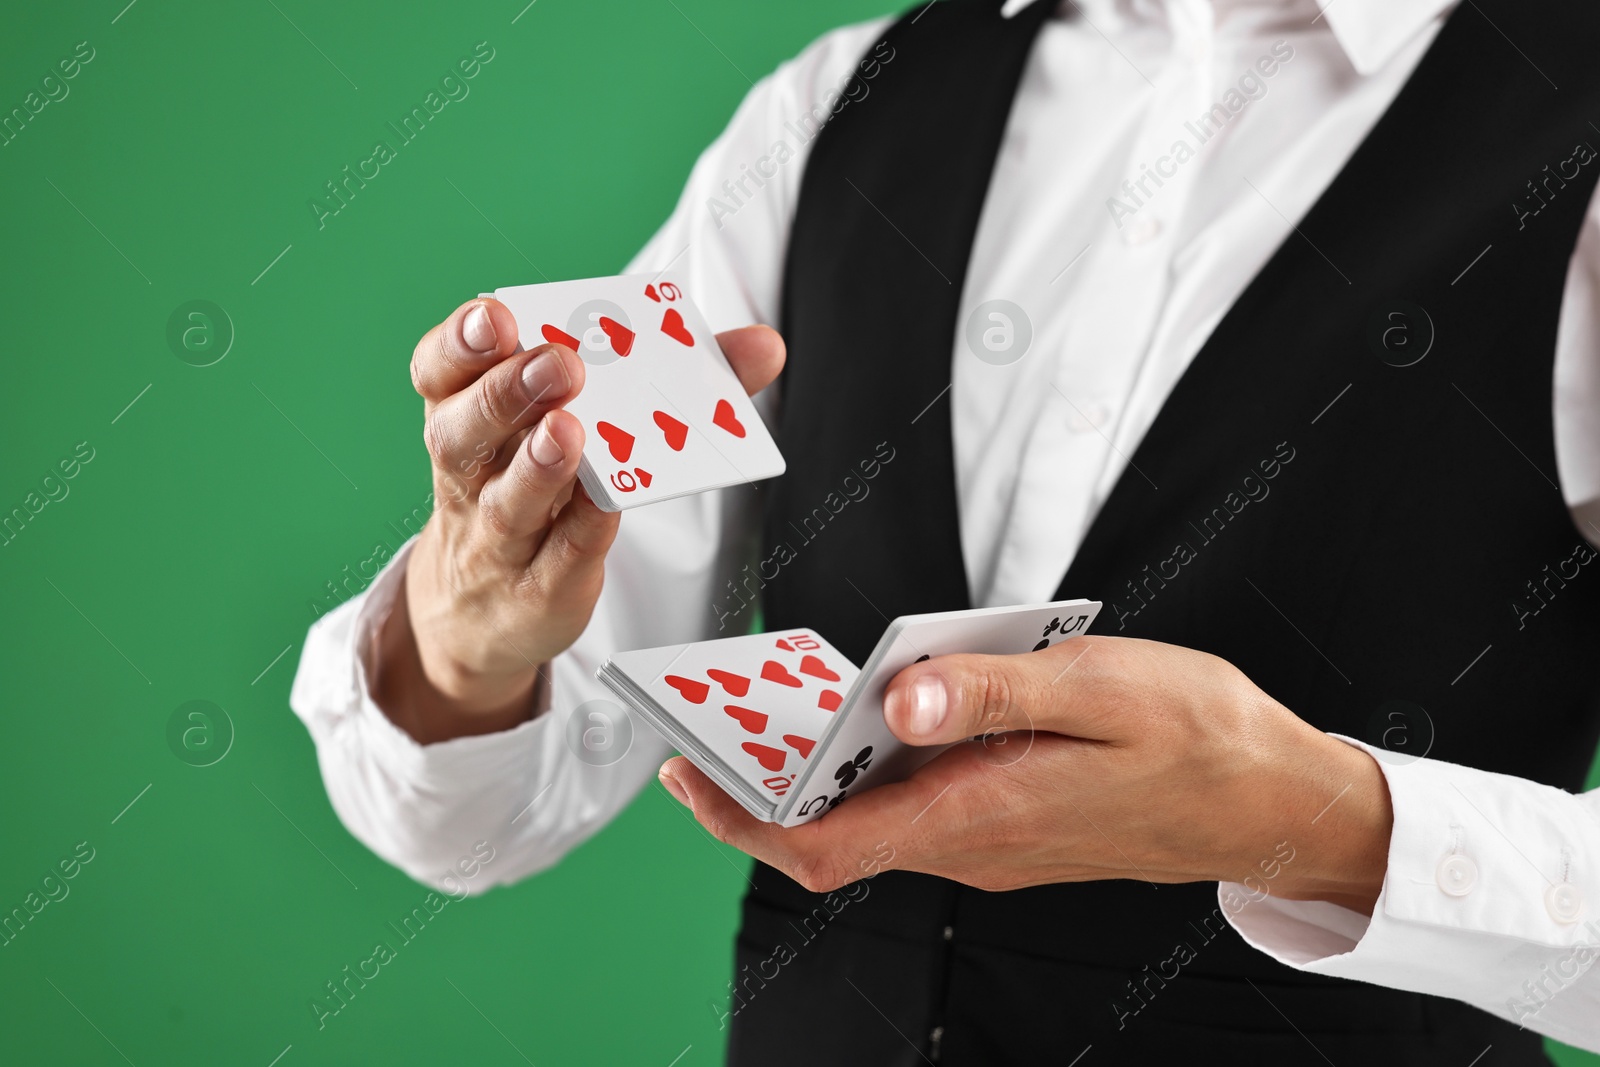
[659,635,1393,913]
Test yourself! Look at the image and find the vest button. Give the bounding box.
[943,925,954,941]
[1545,881,1583,924]
[1436,853,1478,897]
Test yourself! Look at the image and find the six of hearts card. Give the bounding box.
[493,273,784,511]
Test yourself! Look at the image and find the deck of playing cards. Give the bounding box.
[491,273,785,511]
[596,599,1102,825]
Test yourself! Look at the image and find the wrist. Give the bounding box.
[374,572,546,744]
[1266,729,1393,915]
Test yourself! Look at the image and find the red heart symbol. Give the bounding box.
[644,284,660,303]
[599,316,635,357]
[783,734,816,759]
[799,655,840,682]
[707,669,750,697]
[774,639,794,652]
[660,308,694,347]
[541,324,582,351]
[724,705,767,733]
[712,398,747,439]
[634,467,652,488]
[664,675,709,704]
[742,742,787,773]
[596,422,635,463]
[819,690,842,712]
[653,410,689,451]
[761,660,802,688]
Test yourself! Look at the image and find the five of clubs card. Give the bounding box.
[491,273,784,511]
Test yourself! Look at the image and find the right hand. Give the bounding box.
[374,297,786,742]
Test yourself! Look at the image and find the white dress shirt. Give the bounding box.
[291,0,1600,1051]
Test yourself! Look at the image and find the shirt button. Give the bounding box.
[1436,853,1479,897]
[1545,881,1583,924]
[943,925,954,941]
[1066,401,1112,433]
[1122,217,1163,246]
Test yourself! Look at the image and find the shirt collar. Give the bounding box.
[998,0,1457,76]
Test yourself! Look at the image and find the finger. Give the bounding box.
[659,757,924,894]
[717,325,786,397]
[659,757,785,858]
[423,344,582,490]
[411,298,523,405]
[882,636,1109,746]
[476,408,593,554]
[527,476,621,587]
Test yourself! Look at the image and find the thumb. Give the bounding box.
[881,651,1045,746]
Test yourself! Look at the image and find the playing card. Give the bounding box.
[629,629,860,801]
[775,600,1101,826]
[492,273,785,510]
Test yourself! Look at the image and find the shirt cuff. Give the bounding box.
[290,535,552,788]
[1222,734,1600,1013]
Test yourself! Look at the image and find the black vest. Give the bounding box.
[735,1,1600,1063]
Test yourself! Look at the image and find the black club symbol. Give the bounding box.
[1033,616,1063,651]
[833,746,874,789]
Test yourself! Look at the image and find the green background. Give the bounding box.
[0,1,1594,1065]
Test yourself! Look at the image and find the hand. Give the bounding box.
[375,298,786,743]
[660,635,1393,913]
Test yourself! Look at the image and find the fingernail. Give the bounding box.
[907,674,949,738]
[462,303,496,352]
[660,770,690,807]
[521,350,571,403]
[530,416,564,467]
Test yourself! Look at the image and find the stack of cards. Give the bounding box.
[490,273,785,511]
[597,599,1101,826]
